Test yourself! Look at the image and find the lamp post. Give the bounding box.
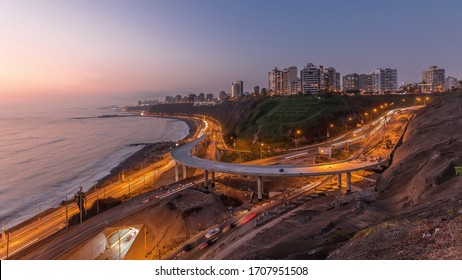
[371,108,377,121]
[327,123,334,138]
[424,96,430,105]
[128,179,132,197]
[295,130,301,148]
[260,143,264,158]
[345,117,352,132]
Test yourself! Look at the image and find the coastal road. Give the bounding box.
[1,116,212,260]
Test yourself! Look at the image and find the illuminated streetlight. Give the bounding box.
[295,130,302,148]
[260,143,264,158]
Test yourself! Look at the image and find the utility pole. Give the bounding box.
[6,232,10,259]
[96,188,100,215]
[118,230,121,260]
[78,186,84,224]
[65,195,69,229]
[144,227,147,256]
[1,222,4,248]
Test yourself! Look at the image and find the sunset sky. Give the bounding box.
[1,0,461,108]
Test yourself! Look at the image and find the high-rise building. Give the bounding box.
[268,67,283,95]
[323,67,340,92]
[422,66,445,93]
[231,81,243,98]
[188,94,196,103]
[196,93,205,102]
[218,90,227,101]
[290,79,301,95]
[446,76,460,91]
[282,66,298,95]
[254,86,260,95]
[358,74,373,93]
[342,74,360,92]
[206,93,214,101]
[300,63,321,94]
[372,68,398,94]
[335,72,341,92]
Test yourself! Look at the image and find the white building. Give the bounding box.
[282,66,298,95]
[300,63,321,94]
[231,81,243,98]
[372,68,397,94]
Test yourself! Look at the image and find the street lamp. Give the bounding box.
[327,123,334,139]
[346,117,353,132]
[371,108,377,121]
[128,179,132,197]
[260,143,264,158]
[295,130,301,148]
[424,96,430,105]
[230,136,236,148]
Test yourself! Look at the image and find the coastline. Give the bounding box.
[92,115,199,189]
[5,115,199,233]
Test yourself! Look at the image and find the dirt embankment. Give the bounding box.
[117,189,231,259]
[223,92,462,260]
[328,92,462,259]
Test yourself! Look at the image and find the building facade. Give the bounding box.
[446,76,460,91]
[422,66,445,92]
[371,68,397,94]
[300,63,321,94]
[342,73,360,92]
[324,67,340,92]
[268,68,283,95]
[358,74,373,93]
[282,66,298,95]
[231,81,243,98]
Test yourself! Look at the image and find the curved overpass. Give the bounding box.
[171,134,388,178]
[171,134,388,199]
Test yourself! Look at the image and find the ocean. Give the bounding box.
[0,109,189,229]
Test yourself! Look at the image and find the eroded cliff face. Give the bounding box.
[328,92,462,259]
[376,92,462,211]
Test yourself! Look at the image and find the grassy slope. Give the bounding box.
[237,94,422,145]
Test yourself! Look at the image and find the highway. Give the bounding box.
[0,116,210,260]
[2,106,416,259]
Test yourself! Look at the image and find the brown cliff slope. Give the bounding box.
[329,92,462,259]
[376,92,462,211]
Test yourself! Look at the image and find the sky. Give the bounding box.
[1,0,462,108]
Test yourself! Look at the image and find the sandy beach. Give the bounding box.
[5,115,199,233]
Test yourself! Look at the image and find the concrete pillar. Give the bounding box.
[337,173,342,187]
[257,176,263,201]
[204,170,209,189]
[346,172,352,193]
[211,172,215,188]
[174,162,179,182]
[182,165,187,180]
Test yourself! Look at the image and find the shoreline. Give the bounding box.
[5,115,199,233]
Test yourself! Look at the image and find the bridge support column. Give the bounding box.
[211,172,215,188]
[257,176,263,201]
[204,170,209,189]
[346,172,352,193]
[337,173,342,187]
[175,162,179,182]
[182,165,187,180]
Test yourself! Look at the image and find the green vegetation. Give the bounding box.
[455,166,462,176]
[231,94,430,147]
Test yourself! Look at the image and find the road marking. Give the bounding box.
[2,238,39,259]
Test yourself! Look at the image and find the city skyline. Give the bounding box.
[1,0,462,108]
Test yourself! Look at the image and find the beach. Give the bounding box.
[2,113,197,232]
